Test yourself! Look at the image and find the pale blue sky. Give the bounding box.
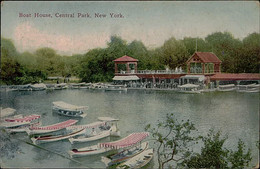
[1,1,259,55]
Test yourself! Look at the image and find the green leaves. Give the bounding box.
[146,113,198,169]
[183,130,252,169]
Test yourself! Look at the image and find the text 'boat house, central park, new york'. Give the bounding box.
[112,52,260,89]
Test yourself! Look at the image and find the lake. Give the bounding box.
[0,89,259,168]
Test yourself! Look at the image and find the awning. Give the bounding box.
[5,114,41,123]
[30,119,78,130]
[53,101,88,111]
[113,75,140,81]
[99,132,149,149]
[181,75,205,81]
[66,121,106,130]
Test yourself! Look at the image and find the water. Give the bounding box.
[0,89,259,168]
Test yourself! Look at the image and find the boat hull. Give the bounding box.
[117,149,154,169]
[32,128,85,144]
[102,142,149,167]
[68,145,113,158]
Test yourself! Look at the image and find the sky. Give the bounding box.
[1,1,259,55]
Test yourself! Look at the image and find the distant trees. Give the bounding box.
[1,31,259,85]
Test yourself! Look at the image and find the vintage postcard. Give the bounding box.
[1,1,259,168]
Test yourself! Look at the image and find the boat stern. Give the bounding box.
[110,125,120,137]
[101,156,111,167]
[31,137,38,145]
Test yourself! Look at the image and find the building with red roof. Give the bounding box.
[113,55,138,74]
[186,52,222,74]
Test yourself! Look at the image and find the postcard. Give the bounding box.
[1,1,259,168]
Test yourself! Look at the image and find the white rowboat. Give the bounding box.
[117,149,154,169]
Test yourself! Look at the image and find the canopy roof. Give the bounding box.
[99,132,149,149]
[66,121,106,130]
[179,84,199,88]
[53,101,88,111]
[98,117,119,122]
[113,75,140,81]
[1,107,16,118]
[113,55,138,62]
[5,114,41,123]
[30,119,78,130]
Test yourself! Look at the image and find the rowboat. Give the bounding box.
[117,149,154,169]
[237,84,259,93]
[1,114,41,128]
[101,141,149,167]
[218,84,236,91]
[6,122,41,133]
[105,85,127,91]
[177,84,202,93]
[31,128,85,145]
[54,83,68,90]
[0,107,16,118]
[52,101,88,118]
[67,117,120,144]
[26,119,78,135]
[68,132,149,158]
[30,83,47,91]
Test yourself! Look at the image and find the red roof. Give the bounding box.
[99,132,149,149]
[210,73,260,81]
[30,119,78,130]
[113,55,138,62]
[187,52,222,63]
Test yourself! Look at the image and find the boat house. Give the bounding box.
[112,52,260,89]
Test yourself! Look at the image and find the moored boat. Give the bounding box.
[31,128,85,144]
[0,107,16,118]
[237,84,259,93]
[218,84,236,91]
[26,119,78,135]
[177,84,202,93]
[52,101,88,118]
[31,83,47,91]
[105,85,127,91]
[68,118,120,144]
[101,141,149,167]
[116,148,154,169]
[1,114,41,128]
[68,132,149,158]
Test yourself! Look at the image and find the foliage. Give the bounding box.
[1,32,260,85]
[145,113,198,169]
[228,139,252,169]
[182,129,229,168]
[182,130,252,169]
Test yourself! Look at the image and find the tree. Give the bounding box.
[228,139,252,169]
[182,37,211,55]
[145,113,198,169]
[127,40,149,69]
[182,129,252,169]
[161,37,189,69]
[205,32,243,73]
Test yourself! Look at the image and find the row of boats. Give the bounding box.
[4,83,127,92]
[178,83,260,94]
[0,103,153,168]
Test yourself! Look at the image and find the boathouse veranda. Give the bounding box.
[112,53,260,90]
